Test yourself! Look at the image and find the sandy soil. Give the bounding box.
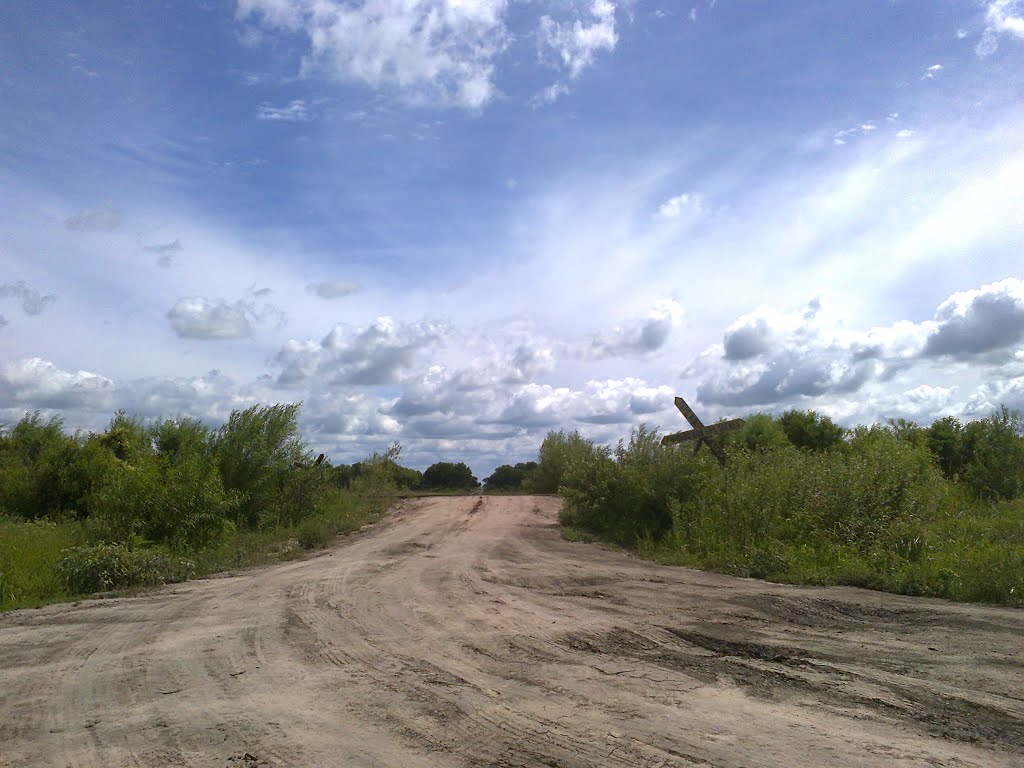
[1,495,1022,767]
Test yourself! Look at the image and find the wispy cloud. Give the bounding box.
[142,239,184,267]
[656,192,702,219]
[64,206,121,232]
[539,0,618,81]
[307,280,360,299]
[0,281,57,316]
[256,99,309,121]
[978,0,1024,55]
[238,0,509,110]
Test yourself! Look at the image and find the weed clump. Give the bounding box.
[57,543,195,594]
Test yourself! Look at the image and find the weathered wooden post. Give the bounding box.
[661,396,744,467]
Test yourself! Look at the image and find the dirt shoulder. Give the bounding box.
[1,495,1021,767]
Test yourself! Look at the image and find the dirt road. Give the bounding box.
[2,496,1022,767]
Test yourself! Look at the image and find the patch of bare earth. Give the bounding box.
[1,496,1021,767]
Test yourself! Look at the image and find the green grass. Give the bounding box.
[560,525,599,543]
[0,517,86,609]
[0,490,388,611]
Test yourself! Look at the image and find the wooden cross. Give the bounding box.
[293,453,326,469]
[661,396,744,466]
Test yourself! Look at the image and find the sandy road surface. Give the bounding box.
[2,496,1023,768]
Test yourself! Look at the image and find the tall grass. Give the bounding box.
[0,517,85,609]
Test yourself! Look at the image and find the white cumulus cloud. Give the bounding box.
[167,298,255,340]
[0,358,114,410]
[582,299,684,359]
[274,316,446,387]
[921,278,1024,360]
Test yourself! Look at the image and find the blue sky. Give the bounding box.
[2,0,1023,477]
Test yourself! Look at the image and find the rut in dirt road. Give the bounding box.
[2,495,1023,767]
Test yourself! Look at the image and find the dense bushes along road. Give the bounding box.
[0,405,402,609]
[3,403,1023,609]
[543,408,1024,606]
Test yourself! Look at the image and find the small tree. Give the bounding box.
[960,406,1024,501]
[727,413,789,453]
[523,430,596,493]
[778,410,846,451]
[926,416,966,480]
[213,403,310,528]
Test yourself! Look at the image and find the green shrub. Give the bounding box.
[728,413,790,453]
[561,424,703,546]
[213,404,318,528]
[57,543,195,594]
[296,517,335,550]
[0,413,95,519]
[524,430,601,493]
[152,417,213,463]
[960,406,1024,501]
[556,419,1024,603]
[96,411,153,463]
[778,409,846,451]
[90,453,238,551]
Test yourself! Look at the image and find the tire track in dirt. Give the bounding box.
[2,495,1022,767]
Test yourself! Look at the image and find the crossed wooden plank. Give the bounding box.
[293,453,326,469]
[661,396,744,466]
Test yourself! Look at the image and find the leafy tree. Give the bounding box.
[926,416,966,480]
[0,413,111,519]
[152,417,212,464]
[212,403,314,528]
[422,461,479,490]
[523,430,597,493]
[97,411,153,463]
[728,413,789,453]
[887,418,928,448]
[960,406,1024,501]
[484,461,539,492]
[778,409,846,451]
[91,451,237,551]
[329,446,422,491]
[485,464,524,491]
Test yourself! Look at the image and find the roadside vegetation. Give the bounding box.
[544,407,1024,607]
[0,405,403,610]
